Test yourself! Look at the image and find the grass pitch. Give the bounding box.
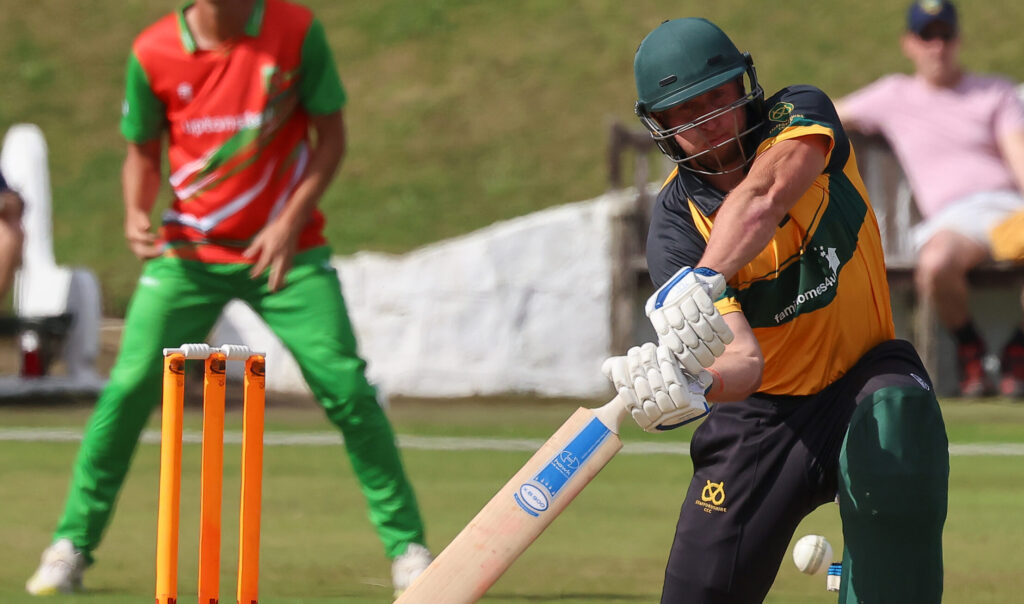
[0,396,1022,603]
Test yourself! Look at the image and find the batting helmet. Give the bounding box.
[634,18,764,173]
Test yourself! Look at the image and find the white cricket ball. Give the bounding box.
[792,534,832,575]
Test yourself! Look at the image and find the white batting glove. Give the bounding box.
[602,342,712,433]
[645,266,734,375]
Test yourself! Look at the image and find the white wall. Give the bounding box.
[211,190,637,398]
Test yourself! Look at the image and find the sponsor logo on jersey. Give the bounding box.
[772,247,840,324]
[181,111,264,137]
[177,82,193,103]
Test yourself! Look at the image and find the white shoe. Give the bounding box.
[25,539,87,595]
[391,542,432,596]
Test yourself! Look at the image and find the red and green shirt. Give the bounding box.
[121,0,345,262]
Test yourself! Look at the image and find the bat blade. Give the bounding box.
[396,397,627,603]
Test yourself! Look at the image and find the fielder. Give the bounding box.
[602,18,949,603]
[26,0,431,596]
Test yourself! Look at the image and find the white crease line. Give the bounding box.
[0,428,1021,456]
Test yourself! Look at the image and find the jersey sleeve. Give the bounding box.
[646,183,706,287]
[120,51,166,143]
[758,85,850,175]
[299,18,347,115]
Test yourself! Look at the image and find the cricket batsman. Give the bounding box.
[601,18,949,603]
[26,0,431,596]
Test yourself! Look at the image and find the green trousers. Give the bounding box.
[54,247,425,562]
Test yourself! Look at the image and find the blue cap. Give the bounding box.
[907,0,958,35]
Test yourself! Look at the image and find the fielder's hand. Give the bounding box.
[602,342,712,433]
[645,266,733,375]
[124,210,161,260]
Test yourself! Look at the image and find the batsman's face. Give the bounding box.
[654,81,748,172]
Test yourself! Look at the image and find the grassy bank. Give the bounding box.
[1,1,1022,313]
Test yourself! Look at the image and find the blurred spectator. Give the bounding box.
[837,0,1024,397]
[0,168,24,300]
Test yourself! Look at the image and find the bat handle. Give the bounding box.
[593,394,629,434]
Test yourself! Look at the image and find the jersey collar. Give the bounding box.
[675,169,726,217]
[176,0,266,54]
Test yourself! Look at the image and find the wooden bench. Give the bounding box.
[849,132,1024,386]
[608,123,1024,392]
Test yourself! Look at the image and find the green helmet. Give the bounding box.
[633,18,764,173]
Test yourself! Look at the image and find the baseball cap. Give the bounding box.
[907,0,958,35]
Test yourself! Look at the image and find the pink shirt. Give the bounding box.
[840,73,1024,218]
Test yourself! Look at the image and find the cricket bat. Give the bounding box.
[395,395,629,603]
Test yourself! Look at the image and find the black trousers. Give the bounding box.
[660,339,946,603]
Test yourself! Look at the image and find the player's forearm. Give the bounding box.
[707,354,762,402]
[706,312,763,402]
[273,112,345,235]
[122,141,162,217]
[701,136,828,279]
[699,183,783,279]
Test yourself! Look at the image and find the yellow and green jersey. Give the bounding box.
[647,85,895,395]
[120,0,345,262]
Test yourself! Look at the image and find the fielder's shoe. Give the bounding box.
[391,542,432,596]
[25,538,88,595]
[1000,340,1024,398]
[957,341,994,398]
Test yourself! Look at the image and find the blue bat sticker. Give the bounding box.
[513,417,612,517]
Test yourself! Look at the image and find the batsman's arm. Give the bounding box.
[699,135,829,279]
[705,311,763,403]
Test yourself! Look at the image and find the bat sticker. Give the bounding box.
[513,418,612,516]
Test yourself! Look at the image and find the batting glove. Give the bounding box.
[645,266,734,375]
[602,342,712,433]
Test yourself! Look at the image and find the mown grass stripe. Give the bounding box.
[0,428,1021,456]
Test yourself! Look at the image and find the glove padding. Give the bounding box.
[645,266,734,375]
[602,342,712,433]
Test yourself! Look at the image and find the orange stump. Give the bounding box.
[237,355,265,604]
[156,353,185,604]
[198,352,226,603]
[156,346,265,604]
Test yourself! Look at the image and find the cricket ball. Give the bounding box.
[792,534,832,575]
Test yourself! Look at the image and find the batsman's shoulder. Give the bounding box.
[767,85,835,111]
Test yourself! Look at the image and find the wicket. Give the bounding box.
[156,344,266,604]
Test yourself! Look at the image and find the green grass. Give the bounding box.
[1,396,1023,602]
[1,1,1023,313]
